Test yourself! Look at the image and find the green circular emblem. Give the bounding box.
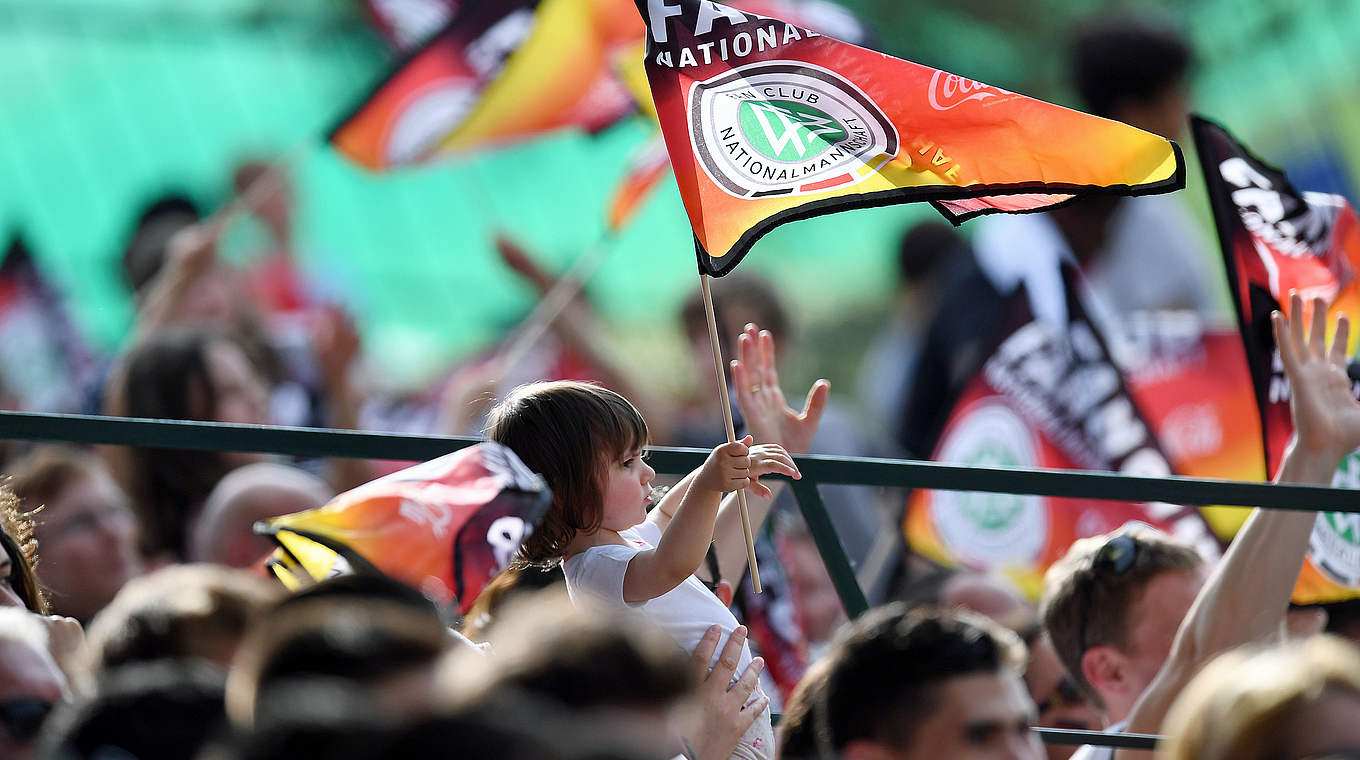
[738,100,849,162]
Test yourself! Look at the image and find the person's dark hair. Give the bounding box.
[107,327,246,557]
[776,657,833,759]
[485,381,648,565]
[897,221,965,284]
[380,692,653,760]
[0,484,49,614]
[84,564,280,674]
[226,599,449,726]
[1039,526,1203,706]
[452,594,691,713]
[206,679,391,760]
[38,659,226,760]
[898,566,958,607]
[1070,11,1193,118]
[121,194,202,295]
[813,604,1026,756]
[277,572,443,621]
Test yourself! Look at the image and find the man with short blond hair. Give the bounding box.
[1043,296,1360,759]
[1039,526,1204,718]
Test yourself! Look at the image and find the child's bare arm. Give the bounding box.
[624,436,798,603]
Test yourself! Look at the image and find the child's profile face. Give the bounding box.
[600,448,655,532]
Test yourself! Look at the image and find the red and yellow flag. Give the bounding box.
[331,0,641,169]
[634,0,1186,275]
[259,443,549,614]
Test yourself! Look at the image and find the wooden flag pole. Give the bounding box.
[699,273,762,593]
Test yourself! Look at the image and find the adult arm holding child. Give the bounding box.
[678,623,770,760]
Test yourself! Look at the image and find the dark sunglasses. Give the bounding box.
[0,697,54,743]
[1076,529,1145,654]
[1034,674,1086,715]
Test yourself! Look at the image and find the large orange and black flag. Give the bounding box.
[1193,115,1360,605]
[904,265,1222,598]
[635,0,1187,275]
[332,0,640,169]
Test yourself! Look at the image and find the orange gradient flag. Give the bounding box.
[258,443,549,613]
[332,0,641,169]
[635,0,1186,275]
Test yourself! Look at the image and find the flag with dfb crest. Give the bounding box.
[633,0,1188,275]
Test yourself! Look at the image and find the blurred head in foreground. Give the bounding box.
[781,603,1041,760]
[1161,635,1360,760]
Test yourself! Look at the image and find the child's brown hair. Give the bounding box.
[485,382,648,564]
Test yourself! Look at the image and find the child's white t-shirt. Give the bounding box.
[562,521,757,686]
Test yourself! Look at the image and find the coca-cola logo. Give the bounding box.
[927,70,1010,111]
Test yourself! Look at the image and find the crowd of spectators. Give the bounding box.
[2,9,1359,760]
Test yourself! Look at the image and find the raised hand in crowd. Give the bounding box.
[680,624,769,760]
[1272,292,1360,484]
[1111,294,1360,758]
[707,323,829,586]
[731,323,830,456]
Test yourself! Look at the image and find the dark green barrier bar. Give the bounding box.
[0,410,477,461]
[1,411,1354,512]
[770,452,1359,511]
[1035,727,1159,750]
[788,479,869,618]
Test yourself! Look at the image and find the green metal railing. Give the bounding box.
[5,409,1357,753]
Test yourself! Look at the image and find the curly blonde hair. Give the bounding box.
[0,482,49,613]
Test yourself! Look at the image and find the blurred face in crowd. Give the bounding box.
[1113,81,1191,141]
[1024,635,1102,760]
[847,670,1043,760]
[0,638,65,759]
[32,468,143,622]
[206,338,270,428]
[785,534,844,647]
[205,338,271,470]
[170,258,241,327]
[1086,568,1204,721]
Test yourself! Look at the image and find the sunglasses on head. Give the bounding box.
[0,697,54,743]
[1076,525,1152,654]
